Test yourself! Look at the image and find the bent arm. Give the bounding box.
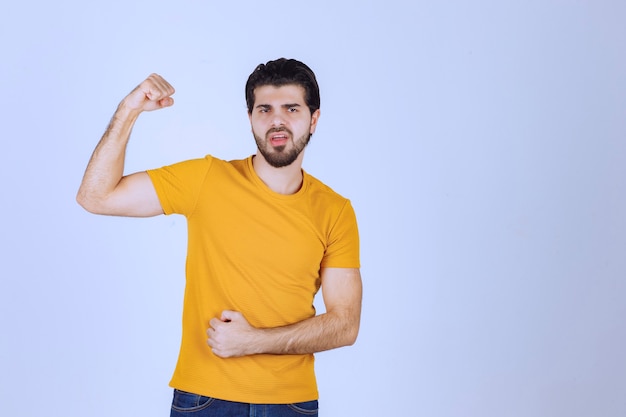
[76,74,174,217]
[208,267,362,357]
[267,267,362,354]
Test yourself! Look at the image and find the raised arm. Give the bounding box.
[76,74,175,217]
[207,267,363,357]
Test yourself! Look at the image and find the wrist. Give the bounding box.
[249,328,270,355]
[117,98,143,120]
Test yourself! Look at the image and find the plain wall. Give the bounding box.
[1,1,625,416]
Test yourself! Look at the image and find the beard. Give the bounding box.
[254,127,311,168]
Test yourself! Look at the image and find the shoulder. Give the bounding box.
[303,172,358,225]
[149,154,240,176]
[305,172,351,206]
[148,154,214,173]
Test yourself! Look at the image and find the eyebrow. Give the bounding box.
[255,103,302,110]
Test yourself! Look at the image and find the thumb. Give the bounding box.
[220,310,239,322]
[158,97,174,108]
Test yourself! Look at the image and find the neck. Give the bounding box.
[252,152,304,195]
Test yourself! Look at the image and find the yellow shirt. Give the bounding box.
[147,155,360,404]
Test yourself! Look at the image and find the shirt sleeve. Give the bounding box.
[321,199,361,269]
[146,156,214,216]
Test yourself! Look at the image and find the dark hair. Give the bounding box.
[246,58,320,115]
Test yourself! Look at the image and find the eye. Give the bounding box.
[288,107,298,113]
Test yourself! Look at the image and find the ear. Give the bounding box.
[309,109,321,134]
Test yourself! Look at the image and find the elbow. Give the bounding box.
[339,319,360,347]
[344,325,360,347]
[76,190,105,215]
[76,191,89,211]
[330,308,361,348]
[76,190,93,212]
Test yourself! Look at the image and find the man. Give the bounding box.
[77,58,362,417]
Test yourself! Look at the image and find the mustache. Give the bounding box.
[267,126,292,135]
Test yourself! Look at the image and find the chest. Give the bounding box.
[190,185,327,277]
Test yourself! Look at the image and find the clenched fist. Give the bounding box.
[207,310,261,358]
[121,73,175,113]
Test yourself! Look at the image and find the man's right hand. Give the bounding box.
[121,73,175,113]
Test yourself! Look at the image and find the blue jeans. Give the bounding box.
[170,389,319,417]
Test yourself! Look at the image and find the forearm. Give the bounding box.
[255,308,360,355]
[76,103,140,212]
[208,269,362,358]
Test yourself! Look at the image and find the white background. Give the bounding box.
[1,1,625,416]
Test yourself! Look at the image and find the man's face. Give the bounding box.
[249,84,320,168]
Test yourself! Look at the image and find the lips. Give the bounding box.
[268,130,290,147]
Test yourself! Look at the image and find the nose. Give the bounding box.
[271,114,286,127]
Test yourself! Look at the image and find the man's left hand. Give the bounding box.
[207,310,259,358]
